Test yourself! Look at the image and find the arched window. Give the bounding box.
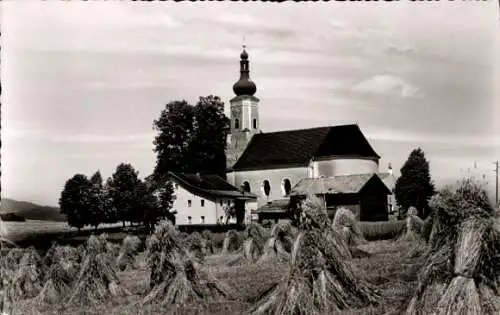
[253,118,257,129]
[263,180,271,197]
[242,181,251,193]
[234,119,240,129]
[282,178,292,196]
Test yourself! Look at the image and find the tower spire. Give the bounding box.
[233,43,256,96]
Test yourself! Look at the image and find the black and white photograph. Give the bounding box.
[1,1,499,314]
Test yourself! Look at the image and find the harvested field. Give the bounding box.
[2,236,426,315]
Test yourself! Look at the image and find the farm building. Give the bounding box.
[289,173,392,222]
[252,199,291,224]
[168,172,257,226]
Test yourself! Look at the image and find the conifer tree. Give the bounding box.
[394,147,435,218]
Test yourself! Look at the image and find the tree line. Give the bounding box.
[59,95,230,232]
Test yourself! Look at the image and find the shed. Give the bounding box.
[253,198,291,224]
[290,173,392,221]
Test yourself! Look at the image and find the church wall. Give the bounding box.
[233,166,309,207]
[314,158,379,177]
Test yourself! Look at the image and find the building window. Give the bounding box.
[220,199,223,206]
[263,180,271,197]
[187,216,192,224]
[187,200,192,207]
[201,216,205,224]
[234,119,240,129]
[175,183,179,189]
[227,200,231,206]
[201,199,205,207]
[253,118,257,129]
[282,178,292,196]
[242,181,251,193]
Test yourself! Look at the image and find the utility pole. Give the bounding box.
[494,161,499,208]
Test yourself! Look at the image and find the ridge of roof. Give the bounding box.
[232,124,380,171]
[290,173,391,196]
[168,172,257,199]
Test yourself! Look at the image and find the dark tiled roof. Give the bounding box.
[290,173,391,196]
[168,172,257,199]
[254,199,290,213]
[232,124,380,171]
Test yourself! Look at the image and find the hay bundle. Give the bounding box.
[257,223,295,264]
[116,235,141,271]
[332,207,366,247]
[42,245,80,281]
[398,214,425,243]
[226,223,269,266]
[143,220,233,306]
[221,230,241,254]
[1,248,24,271]
[201,230,214,254]
[422,215,434,243]
[251,230,379,314]
[405,179,500,315]
[184,232,211,262]
[34,258,77,305]
[251,194,379,314]
[6,248,43,300]
[242,223,268,261]
[66,235,130,307]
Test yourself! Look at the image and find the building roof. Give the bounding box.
[254,199,290,214]
[290,173,392,196]
[231,124,380,171]
[378,172,397,190]
[168,172,257,200]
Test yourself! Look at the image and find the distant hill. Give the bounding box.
[0,198,66,222]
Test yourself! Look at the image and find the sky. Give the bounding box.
[1,2,499,207]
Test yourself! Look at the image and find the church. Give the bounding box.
[225,47,394,222]
[169,46,395,226]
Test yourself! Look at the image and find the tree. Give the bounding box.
[153,100,194,176]
[188,95,231,178]
[223,201,236,224]
[59,174,93,231]
[145,174,176,228]
[394,147,435,218]
[107,163,142,227]
[88,170,105,230]
[152,95,230,179]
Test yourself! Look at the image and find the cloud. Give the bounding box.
[367,128,500,148]
[3,128,155,144]
[350,74,421,98]
[386,45,418,56]
[328,19,349,30]
[217,12,259,27]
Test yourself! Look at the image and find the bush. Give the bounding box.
[0,213,26,222]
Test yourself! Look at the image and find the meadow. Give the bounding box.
[1,182,498,315]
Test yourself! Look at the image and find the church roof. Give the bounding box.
[168,172,257,199]
[231,124,380,171]
[290,173,391,196]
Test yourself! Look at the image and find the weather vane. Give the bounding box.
[243,35,246,50]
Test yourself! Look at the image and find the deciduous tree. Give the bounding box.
[59,174,92,230]
[107,163,142,227]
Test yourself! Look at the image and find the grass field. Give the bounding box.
[1,220,124,242]
[4,235,423,315]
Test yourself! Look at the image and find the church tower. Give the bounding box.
[226,46,260,169]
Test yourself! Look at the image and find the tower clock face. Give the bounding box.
[232,107,242,120]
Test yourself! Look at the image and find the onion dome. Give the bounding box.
[233,46,257,96]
